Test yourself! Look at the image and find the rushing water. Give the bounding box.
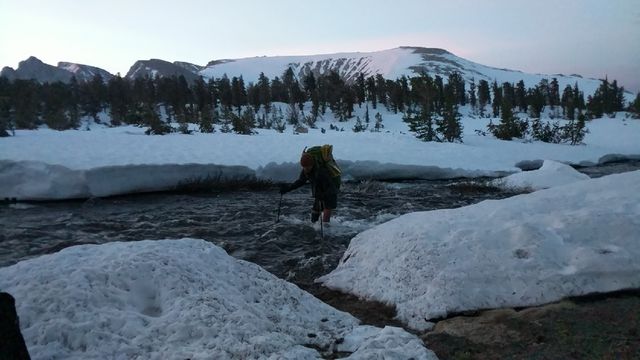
[1,161,639,293]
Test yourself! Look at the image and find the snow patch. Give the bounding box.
[494,160,590,190]
[0,239,434,359]
[318,171,640,330]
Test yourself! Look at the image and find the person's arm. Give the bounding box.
[280,170,308,194]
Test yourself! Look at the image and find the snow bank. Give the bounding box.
[0,161,255,201]
[0,239,435,359]
[1,114,640,201]
[494,160,590,190]
[318,171,640,331]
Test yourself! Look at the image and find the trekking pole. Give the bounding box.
[319,201,324,241]
[275,193,283,224]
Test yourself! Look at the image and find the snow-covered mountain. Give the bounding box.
[198,47,608,97]
[0,57,113,83]
[125,59,202,83]
[0,47,625,98]
[1,56,73,83]
[57,62,114,82]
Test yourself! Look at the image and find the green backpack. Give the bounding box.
[304,144,341,189]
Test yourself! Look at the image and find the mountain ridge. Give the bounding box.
[0,47,629,98]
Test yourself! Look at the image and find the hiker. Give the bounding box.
[280,146,341,223]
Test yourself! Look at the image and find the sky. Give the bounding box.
[1,0,639,92]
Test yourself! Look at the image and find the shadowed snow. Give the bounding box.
[318,170,640,330]
[0,239,435,359]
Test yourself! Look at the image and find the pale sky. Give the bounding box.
[1,0,638,92]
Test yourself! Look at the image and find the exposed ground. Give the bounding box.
[308,286,640,360]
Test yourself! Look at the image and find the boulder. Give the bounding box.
[0,292,30,359]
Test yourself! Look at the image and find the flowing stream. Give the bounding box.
[1,161,639,295]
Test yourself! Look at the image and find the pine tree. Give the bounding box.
[231,107,256,135]
[405,106,437,142]
[447,71,466,105]
[561,84,575,120]
[612,80,625,112]
[67,76,81,129]
[286,102,300,125]
[12,79,40,129]
[219,107,232,133]
[323,71,345,118]
[282,67,296,104]
[549,78,560,109]
[468,78,477,112]
[0,77,11,136]
[563,113,588,145]
[477,79,490,116]
[537,79,550,107]
[501,82,515,112]
[257,72,271,113]
[366,76,377,109]
[192,78,211,116]
[515,80,527,113]
[81,74,106,122]
[270,77,286,103]
[247,82,260,113]
[375,74,387,108]
[303,71,316,94]
[107,75,131,126]
[388,79,404,113]
[205,79,218,110]
[531,118,559,143]
[218,75,233,111]
[303,72,319,119]
[231,76,247,115]
[491,81,502,117]
[167,75,191,121]
[271,107,286,132]
[354,73,366,106]
[630,92,640,118]
[352,116,367,132]
[42,82,71,130]
[488,97,527,140]
[143,105,171,135]
[133,75,155,107]
[341,86,355,119]
[573,83,585,112]
[436,85,463,142]
[373,112,384,132]
[434,75,444,114]
[527,85,545,118]
[199,103,214,133]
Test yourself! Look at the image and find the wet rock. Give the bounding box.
[422,291,640,359]
[515,159,544,171]
[0,292,31,359]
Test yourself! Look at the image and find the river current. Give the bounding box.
[1,161,639,293]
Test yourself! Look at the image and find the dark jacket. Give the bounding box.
[289,165,338,201]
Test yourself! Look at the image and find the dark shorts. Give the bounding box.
[314,193,337,210]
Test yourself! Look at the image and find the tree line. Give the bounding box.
[0,69,638,138]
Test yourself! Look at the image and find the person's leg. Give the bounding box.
[322,194,337,223]
[322,208,331,222]
[311,199,320,223]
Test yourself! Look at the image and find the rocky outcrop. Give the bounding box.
[125,59,201,83]
[2,56,72,83]
[0,292,31,360]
